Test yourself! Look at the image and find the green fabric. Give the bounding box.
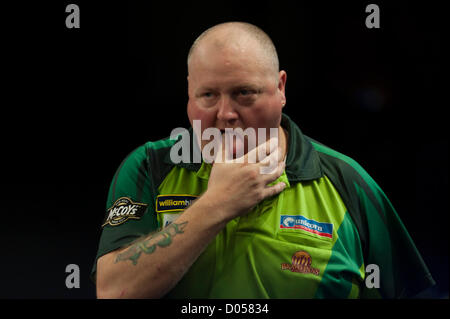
[314,212,364,298]
[310,139,435,298]
[91,113,435,298]
[162,167,353,298]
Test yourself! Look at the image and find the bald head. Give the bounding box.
[187,22,279,78]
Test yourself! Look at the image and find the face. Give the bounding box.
[187,38,287,158]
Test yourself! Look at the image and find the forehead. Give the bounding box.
[189,41,274,88]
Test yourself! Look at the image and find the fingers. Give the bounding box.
[258,144,284,176]
[261,159,285,184]
[241,137,279,164]
[213,135,282,170]
[259,146,281,165]
[213,136,224,164]
[262,181,287,199]
[214,134,247,164]
[213,135,228,164]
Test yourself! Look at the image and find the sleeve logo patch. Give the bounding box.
[280,215,333,238]
[102,197,148,227]
[156,194,198,213]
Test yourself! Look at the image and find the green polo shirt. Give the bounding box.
[92,113,434,298]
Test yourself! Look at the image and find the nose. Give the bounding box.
[217,95,238,125]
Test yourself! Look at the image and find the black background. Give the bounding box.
[0,1,447,299]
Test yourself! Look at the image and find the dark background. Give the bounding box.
[0,1,447,299]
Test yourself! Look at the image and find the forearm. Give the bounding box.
[96,194,229,299]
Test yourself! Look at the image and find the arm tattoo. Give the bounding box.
[115,221,188,266]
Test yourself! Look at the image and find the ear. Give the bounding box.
[187,75,191,96]
[278,71,287,107]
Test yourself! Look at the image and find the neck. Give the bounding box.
[278,125,289,161]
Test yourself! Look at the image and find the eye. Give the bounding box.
[238,89,253,96]
[203,92,214,98]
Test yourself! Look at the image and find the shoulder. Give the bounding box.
[112,137,178,186]
[307,136,389,237]
[120,137,177,168]
[307,136,381,197]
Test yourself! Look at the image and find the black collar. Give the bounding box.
[281,113,323,182]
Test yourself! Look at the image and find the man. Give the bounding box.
[93,22,434,298]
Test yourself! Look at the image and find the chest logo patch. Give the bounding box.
[281,250,320,276]
[280,215,333,239]
[156,194,198,213]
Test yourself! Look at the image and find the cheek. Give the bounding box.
[242,100,283,129]
[187,101,218,150]
[240,99,282,147]
[187,100,217,131]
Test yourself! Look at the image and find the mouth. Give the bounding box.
[220,129,246,158]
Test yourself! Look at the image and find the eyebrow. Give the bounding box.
[196,83,263,92]
[196,86,217,92]
[232,84,263,90]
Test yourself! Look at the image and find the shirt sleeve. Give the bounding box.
[355,172,435,298]
[90,144,159,281]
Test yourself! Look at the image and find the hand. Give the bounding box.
[204,137,286,221]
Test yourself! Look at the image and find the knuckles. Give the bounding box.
[245,167,260,181]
